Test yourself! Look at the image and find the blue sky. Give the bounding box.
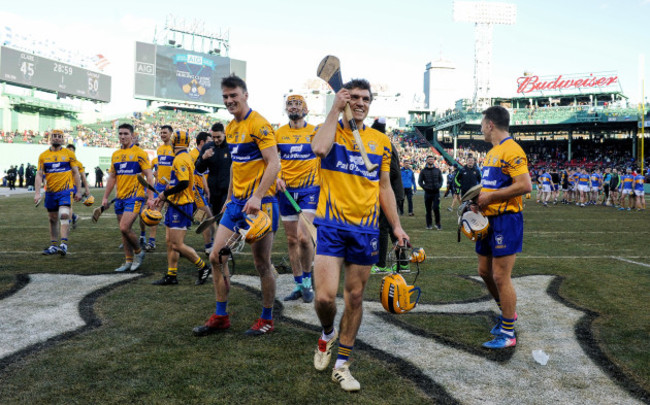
[1,0,649,121]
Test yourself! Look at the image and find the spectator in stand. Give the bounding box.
[418,155,443,230]
[400,162,416,216]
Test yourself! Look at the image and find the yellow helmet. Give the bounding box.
[238,211,272,244]
[141,208,163,226]
[172,130,190,148]
[459,210,489,241]
[380,273,421,314]
[410,247,426,263]
[83,195,95,206]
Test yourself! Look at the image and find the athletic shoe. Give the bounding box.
[283,287,303,301]
[391,263,410,274]
[114,262,132,272]
[482,332,517,349]
[426,225,433,230]
[151,275,178,285]
[144,241,156,252]
[447,207,453,212]
[618,207,625,211]
[244,318,274,336]
[331,362,361,392]
[435,224,442,230]
[42,245,60,255]
[408,212,414,216]
[370,265,390,274]
[71,214,78,230]
[490,313,518,335]
[139,236,146,248]
[131,250,146,271]
[314,330,338,371]
[196,264,211,285]
[118,243,124,249]
[193,314,231,336]
[302,286,314,303]
[59,243,68,256]
[205,246,213,255]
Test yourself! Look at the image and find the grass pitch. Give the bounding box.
[0,190,648,404]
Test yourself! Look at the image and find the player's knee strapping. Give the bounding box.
[59,206,71,225]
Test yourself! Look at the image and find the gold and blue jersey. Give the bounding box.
[540,173,551,186]
[314,121,391,232]
[38,148,78,193]
[168,150,195,205]
[578,174,590,186]
[189,148,206,190]
[276,122,319,191]
[110,145,151,200]
[226,109,277,203]
[155,144,174,185]
[634,175,645,191]
[480,137,529,217]
[590,173,602,187]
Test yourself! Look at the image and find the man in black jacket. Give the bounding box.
[454,155,482,197]
[418,155,443,230]
[195,122,232,214]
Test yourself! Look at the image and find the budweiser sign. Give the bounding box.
[516,73,618,94]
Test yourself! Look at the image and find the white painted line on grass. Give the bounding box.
[611,256,650,268]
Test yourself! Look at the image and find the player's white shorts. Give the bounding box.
[542,185,551,193]
[591,186,600,193]
[621,189,632,195]
[578,185,590,193]
[634,190,644,197]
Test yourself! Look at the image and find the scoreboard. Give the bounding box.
[134,41,246,107]
[0,46,111,103]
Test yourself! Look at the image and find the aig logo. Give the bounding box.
[187,55,203,65]
[136,62,154,75]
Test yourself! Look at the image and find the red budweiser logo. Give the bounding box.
[516,73,618,94]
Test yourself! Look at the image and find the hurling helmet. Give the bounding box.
[238,211,272,244]
[172,130,190,148]
[458,210,489,241]
[141,208,163,226]
[410,247,426,263]
[380,273,421,314]
[83,195,95,206]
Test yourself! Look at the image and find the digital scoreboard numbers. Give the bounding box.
[0,46,111,103]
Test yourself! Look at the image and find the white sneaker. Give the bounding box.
[331,362,360,392]
[130,250,146,271]
[314,330,338,371]
[115,262,132,272]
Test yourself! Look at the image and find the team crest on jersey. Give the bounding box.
[368,141,377,153]
[181,166,186,172]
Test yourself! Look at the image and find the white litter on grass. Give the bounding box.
[532,349,550,365]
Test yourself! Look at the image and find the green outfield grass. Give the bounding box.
[0,190,648,404]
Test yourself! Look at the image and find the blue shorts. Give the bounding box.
[220,200,278,233]
[475,212,523,257]
[277,188,319,218]
[316,225,380,266]
[552,184,559,191]
[165,203,194,229]
[114,198,144,216]
[45,190,72,212]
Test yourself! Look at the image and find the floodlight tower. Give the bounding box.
[454,1,516,109]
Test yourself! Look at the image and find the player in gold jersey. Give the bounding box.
[193,75,280,337]
[102,124,155,272]
[145,125,175,251]
[190,131,215,254]
[276,95,317,304]
[311,79,408,391]
[65,144,91,230]
[476,106,532,349]
[152,130,211,285]
[34,130,82,255]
